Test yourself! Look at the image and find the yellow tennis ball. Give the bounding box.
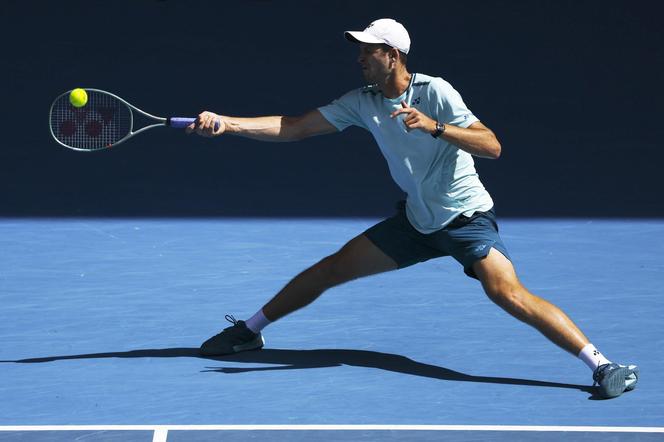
[69,88,88,108]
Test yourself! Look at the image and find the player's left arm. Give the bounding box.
[436,120,501,159]
[391,101,501,159]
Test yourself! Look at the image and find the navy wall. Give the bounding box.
[2,0,662,217]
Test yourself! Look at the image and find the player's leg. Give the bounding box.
[473,248,639,398]
[262,234,398,321]
[200,234,397,356]
[200,201,433,356]
[472,248,589,355]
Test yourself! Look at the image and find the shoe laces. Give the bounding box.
[592,363,609,386]
[221,314,244,332]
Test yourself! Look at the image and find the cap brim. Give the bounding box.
[344,31,385,45]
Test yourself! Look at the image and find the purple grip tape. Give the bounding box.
[168,117,195,128]
[168,117,220,131]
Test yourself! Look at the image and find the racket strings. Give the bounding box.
[50,91,131,151]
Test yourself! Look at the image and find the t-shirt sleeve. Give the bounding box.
[430,79,479,128]
[317,89,367,131]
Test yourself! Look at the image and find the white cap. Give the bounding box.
[345,18,411,54]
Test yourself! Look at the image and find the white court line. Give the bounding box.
[0,425,663,432]
[152,427,168,442]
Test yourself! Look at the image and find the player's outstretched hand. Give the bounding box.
[390,101,436,134]
[186,111,225,137]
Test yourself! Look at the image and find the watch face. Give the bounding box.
[432,123,443,138]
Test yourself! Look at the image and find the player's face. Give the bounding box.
[357,43,391,84]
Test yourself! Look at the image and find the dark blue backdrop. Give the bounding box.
[2,0,662,217]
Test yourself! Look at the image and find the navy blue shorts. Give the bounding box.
[363,202,511,279]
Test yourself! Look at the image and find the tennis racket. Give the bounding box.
[49,88,218,151]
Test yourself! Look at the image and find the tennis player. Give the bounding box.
[187,19,638,399]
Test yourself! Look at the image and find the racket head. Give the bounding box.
[49,89,133,151]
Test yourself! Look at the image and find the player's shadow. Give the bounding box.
[2,347,595,395]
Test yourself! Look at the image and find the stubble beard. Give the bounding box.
[362,68,374,85]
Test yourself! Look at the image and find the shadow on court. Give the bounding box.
[2,348,595,396]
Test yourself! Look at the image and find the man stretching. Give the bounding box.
[187,19,638,399]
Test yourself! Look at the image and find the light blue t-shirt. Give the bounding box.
[318,73,494,234]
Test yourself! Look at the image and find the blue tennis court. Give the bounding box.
[3,0,662,439]
[1,218,662,440]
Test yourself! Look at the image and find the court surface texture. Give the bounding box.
[1,218,662,441]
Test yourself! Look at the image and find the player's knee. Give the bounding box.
[484,281,531,320]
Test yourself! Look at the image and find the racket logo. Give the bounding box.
[58,111,108,139]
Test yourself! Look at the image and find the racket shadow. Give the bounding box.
[2,347,594,395]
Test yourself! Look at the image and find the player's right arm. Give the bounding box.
[186,110,337,142]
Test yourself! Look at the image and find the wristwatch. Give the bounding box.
[431,122,445,138]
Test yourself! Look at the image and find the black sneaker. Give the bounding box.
[200,315,264,356]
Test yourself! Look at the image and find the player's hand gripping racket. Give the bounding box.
[49,88,218,151]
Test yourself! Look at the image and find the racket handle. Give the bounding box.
[167,117,195,128]
[167,117,220,131]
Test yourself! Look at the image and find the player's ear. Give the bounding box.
[391,47,404,67]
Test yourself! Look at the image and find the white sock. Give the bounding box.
[578,343,612,371]
[245,309,271,334]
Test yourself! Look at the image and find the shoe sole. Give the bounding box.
[598,366,629,398]
[232,334,265,353]
[624,365,639,392]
